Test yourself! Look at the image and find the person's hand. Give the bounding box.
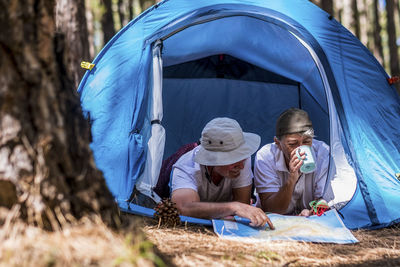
[298,208,312,217]
[288,148,305,181]
[232,202,275,229]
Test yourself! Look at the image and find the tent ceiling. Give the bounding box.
[161,15,328,115]
[164,54,298,85]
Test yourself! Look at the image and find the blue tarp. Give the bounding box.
[119,201,212,226]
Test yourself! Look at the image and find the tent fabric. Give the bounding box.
[134,42,165,204]
[78,0,400,230]
[119,201,213,226]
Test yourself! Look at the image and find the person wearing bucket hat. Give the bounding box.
[254,108,332,216]
[171,117,274,228]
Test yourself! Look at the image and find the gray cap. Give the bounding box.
[276,108,313,137]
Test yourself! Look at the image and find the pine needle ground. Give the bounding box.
[0,208,164,267]
[1,208,400,266]
[141,216,400,267]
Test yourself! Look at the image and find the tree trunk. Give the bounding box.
[128,0,134,21]
[373,0,385,65]
[101,0,115,45]
[0,0,119,230]
[139,0,155,13]
[357,0,369,48]
[56,0,91,89]
[386,0,400,77]
[85,0,95,60]
[336,0,344,23]
[365,0,375,51]
[397,0,400,19]
[118,0,125,28]
[321,0,334,16]
[351,0,361,39]
[341,0,354,31]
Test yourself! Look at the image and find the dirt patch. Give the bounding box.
[141,216,400,267]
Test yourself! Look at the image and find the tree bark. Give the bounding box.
[56,0,91,89]
[373,0,385,65]
[85,0,95,60]
[352,0,361,39]
[139,0,155,12]
[341,0,354,31]
[128,0,134,21]
[336,0,344,23]
[321,0,334,16]
[397,0,400,32]
[0,0,119,230]
[357,0,370,48]
[386,0,400,77]
[118,0,125,28]
[100,0,115,45]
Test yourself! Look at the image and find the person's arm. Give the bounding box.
[171,188,274,228]
[258,149,305,214]
[259,172,298,214]
[297,143,331,217]
[296,168,329,217]
[232,184,252,204]
[298,208,312,216]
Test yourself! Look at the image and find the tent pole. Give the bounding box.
[297,82,302,109]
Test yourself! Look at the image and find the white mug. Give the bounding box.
[296,145,316,173]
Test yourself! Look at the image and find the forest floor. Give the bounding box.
[1,210,400,267]
[0,208,163,267]
[140,215,400,267]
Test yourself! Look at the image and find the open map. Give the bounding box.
[212,209,358,244]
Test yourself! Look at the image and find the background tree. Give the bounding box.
[101,0,116,44]
[351,0,361,39]
[321,0,334,16]
[0,0,119,230]
[128,0,134,21]
[398,0,400,20]
[386,0,400,78]
[56,0,91,89]
[336,0,344,23]
[118,0,126,28]
[358,0,370,49]
[340,0,354,31]
[373,0,385,65]
[139,0,155,12]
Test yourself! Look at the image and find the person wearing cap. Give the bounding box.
[254,108,331,216]
[170,117,274,228]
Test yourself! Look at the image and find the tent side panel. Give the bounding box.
[324,25,400,227]
[79,24,153,200]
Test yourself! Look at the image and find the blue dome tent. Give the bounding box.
[78,0,400,229]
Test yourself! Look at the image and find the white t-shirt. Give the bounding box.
[171,146,253,202]
[254,139,330,214]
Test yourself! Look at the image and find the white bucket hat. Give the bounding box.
[194,117,261,166]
